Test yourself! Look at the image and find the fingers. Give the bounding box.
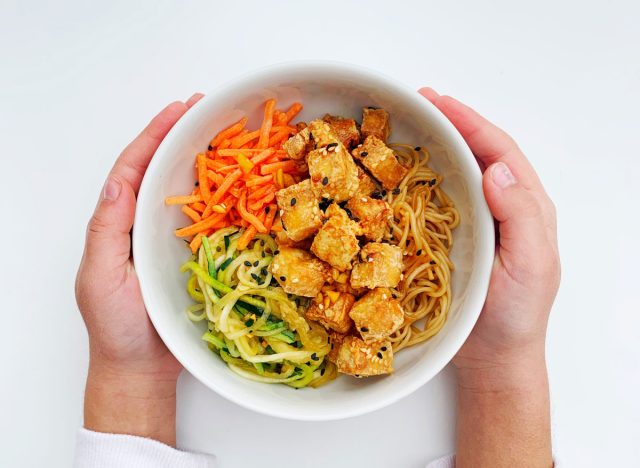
[185,93,204,107]
[82,175,137,276]
[418,88,542,191]
[483,162,555,283]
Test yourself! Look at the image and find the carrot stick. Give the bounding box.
[189,233,204,253]
[268,129,292,147]
[191,202,207,212]
[264,204,277,231]
[197,154,211,202]
[247,184,273,200]
[245,174,272,187]
[165,194,203,205]
[249,148,276,165]
[230,130,260,149]
[278,102,302,124]
[175,213,225,237]
[209,117,248,148]
[260,160,297,175]
[210,169,242,205]
[257,99,276,149]
[237,225,257,250]
[218,138,232,150]
[181,205,201,223]
[217,148,285,156]
[237,191,267,233]
[206,170,225,187]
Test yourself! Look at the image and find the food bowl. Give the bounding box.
[133,61,494,421]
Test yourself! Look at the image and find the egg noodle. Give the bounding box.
[385,144,460,351]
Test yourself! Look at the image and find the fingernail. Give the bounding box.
[102,176,122,201]
[491,162,517,188]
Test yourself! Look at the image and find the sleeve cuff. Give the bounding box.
[73,427,216,468]
[426,454,558,467]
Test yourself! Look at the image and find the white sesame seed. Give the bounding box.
[279,209,284,216]
[361,197,367,202]
[292,278,299,283]
[318,304,324,310]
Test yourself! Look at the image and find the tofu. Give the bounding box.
[349,288,404,342]
[274,229,313,251]
[270,247,330,297]
[311,204,361,271]
[346,196,392,242]
[307,120,360,202]
[350,242,403,289]
[283,127,312,160]
[361,107,391,142]
[275,179,322,242]
[327,331,349,363]
[335,336,393,376]
[306,291,355,334]
[323,114,360,149]
[353,136,408,190]
[353,166,378,199]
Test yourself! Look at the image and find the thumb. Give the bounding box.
[483,162,548,282]
[82,175,137,274]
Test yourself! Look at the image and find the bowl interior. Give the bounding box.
[133,63,493,420]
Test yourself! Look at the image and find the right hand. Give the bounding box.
[419,88,560,379]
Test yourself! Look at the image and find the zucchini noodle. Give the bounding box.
[385,144,460,351]
[181,227,335,388]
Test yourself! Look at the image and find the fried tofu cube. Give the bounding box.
[346,196,392,242]
[361,107,391,142]
[353,136,408,190]
[335,336,393,376]
[283,127,312,160]
[353,166,378,199]
[323,114,360,149]
[274,229,313,251]
[327,331,349,363]
[349,288,404,342]
[275,179,322,242]
[270,247,331,297]
[306,291,355,334]
[307,120,360,202]
[350,242,403,289]
[311,204,361,271]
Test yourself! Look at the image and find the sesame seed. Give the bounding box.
[327,142,338,151]
[381,346,387,351]
[377,352,383,359]
[360,326,369,332]
[208,145,213,151]
[261,252,266,258]
[311,353,319,361]
[280,275,286,281]
[381,190,387,196]
[292,278,299,283]
[322,176,329,185]
[392,188,400,195]
[253,260,259,267]
[279,209,284,216]
[318,304,324,310]
[194,181,199,186]
[416,249,422,256]
[429,179,437,186]
[414,146,421,151]
[274,250,280,255]
[361,197,367,202]
[430,260,436,265]
[245,318,254,327]
[265,206,270,214]
[322,218,328,224]
[251,273,260,281]
[352,217,360,222]
[360,151,368,157]
[244,261,251,267]
[290,198,297,206]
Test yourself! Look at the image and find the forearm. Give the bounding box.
[84,360,178,447]
[455,348,552,468]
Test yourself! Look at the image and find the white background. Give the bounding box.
[1,1,639,467]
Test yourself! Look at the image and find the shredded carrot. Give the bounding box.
[166,99,303,250]
[257,99,276,148]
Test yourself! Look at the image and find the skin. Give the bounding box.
[76,89,560,465]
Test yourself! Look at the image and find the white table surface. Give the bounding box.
[1,1,639,466]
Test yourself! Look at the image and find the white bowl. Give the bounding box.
[133,61,494,421]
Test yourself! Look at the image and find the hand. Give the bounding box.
[75,93,203,446]
[420,88,559,467]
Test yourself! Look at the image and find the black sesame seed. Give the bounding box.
[280,275,286,281]
[381,190,387,196]
[430,260,436,265]
[253,260,259,267]
[429,179,437,186]
[290,198,297,206]
[360,151,368,157]
[216,246,221,252]
[261,251,266,258]
[311,353,319,361]
[251,273,260,281]
[261,268,268,276]
[416,249,422,256]
[371,191,383,199]
[392,188,400,195]
[414,146,421,151]
[322,176,329,185]
[322,218,328,225]
[194,181,199,186]
[208,145,213,151]
[377,352,383,359]
[326,142,338,150]
[245,318,254,327]
[381,346,387,351]
[265,206,270,214]
[244,261,251,267]
[274,249,280,255]
[352,217,360,223]
[360,326,369,332]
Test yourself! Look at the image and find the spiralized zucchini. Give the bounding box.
[181,227,336,388]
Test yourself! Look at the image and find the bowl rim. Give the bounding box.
[133,60,495,421]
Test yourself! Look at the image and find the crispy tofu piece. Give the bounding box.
[350,242,403,289]
[353,166,378,199]
[311,204,361,271]
[353,136,408,190]
[307,120,360,202]
[275,179,322,242]
[327,331,349,363]
[270,247,330,297]
[335,336,393,376]
[283,127,312,160]
[346,196,392,242]
[323,114,360,149]
[349,288,404,342]
[306,291,355,334]
[274,229,313,251]
[361,107,391,142]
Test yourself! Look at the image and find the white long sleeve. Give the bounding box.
[73,428,217,468]
[425,454,456,467]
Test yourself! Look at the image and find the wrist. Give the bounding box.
[84,358,179,446]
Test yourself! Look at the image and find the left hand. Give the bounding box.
[75,93,203,446]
